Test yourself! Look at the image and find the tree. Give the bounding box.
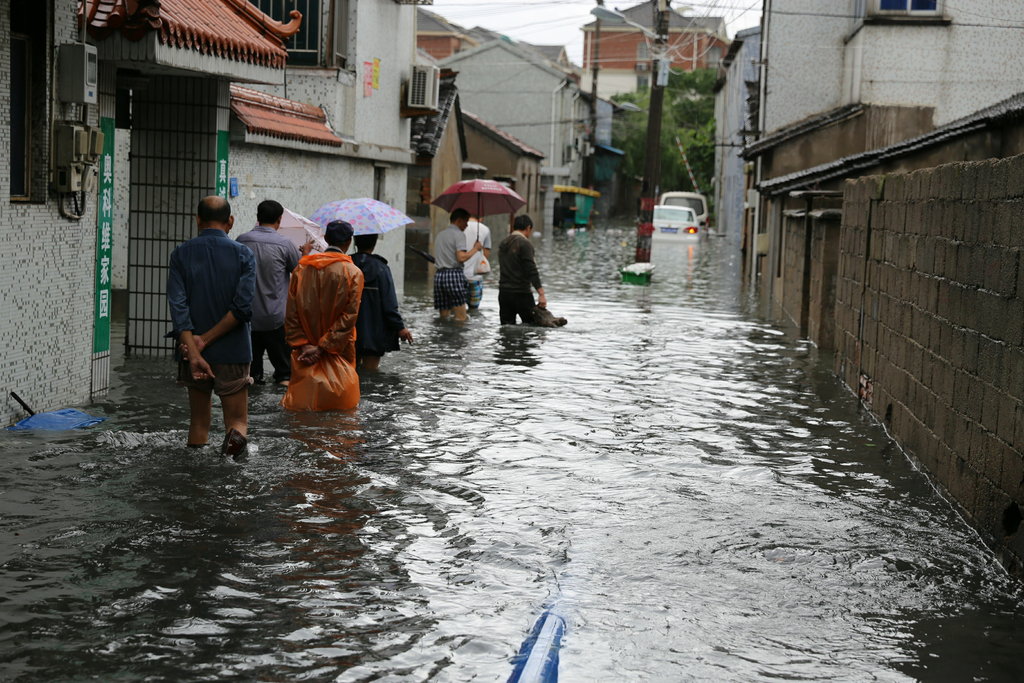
[612,68,717,211]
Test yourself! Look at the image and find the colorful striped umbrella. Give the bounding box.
[309,198,414,236]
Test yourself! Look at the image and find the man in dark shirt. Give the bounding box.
[167,196,256,456]
[497,214,547,325]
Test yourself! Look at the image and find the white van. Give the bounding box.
[658,192,709,231]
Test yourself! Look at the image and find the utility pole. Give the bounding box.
[636,0,670,263]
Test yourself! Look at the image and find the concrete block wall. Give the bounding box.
[834,156,1024,569]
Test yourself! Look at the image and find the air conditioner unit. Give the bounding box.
[635,62,650,72]
[408,64,440,110]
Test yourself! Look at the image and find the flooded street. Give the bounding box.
[2,227,1023,681]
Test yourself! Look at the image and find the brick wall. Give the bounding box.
[587,30,725,70]
[417,35,461,61]
[835,156,1024,569]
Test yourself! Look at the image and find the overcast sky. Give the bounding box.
[425,0,763,65]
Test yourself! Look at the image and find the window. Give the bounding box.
[636,41,649,63]
[373,166,385,201]
[10,34,30,199]
[10,1,47,201]
[250,0,350,67]
[875,0,939,13]
[707,46,723,69]
[637,74,649,90]
[329,0,350,67]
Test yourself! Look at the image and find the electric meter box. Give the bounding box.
[58,43,98,105]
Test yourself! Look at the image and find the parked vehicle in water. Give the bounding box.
[658,191,708,232]
[651,205,700,242]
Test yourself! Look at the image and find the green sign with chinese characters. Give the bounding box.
[93,116,115,354]
[216,129,229,198]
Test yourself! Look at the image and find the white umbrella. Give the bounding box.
[279,207,327,252]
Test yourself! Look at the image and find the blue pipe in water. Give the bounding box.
[508,608,566,683]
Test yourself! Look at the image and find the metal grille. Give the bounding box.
[251,0,322,66]
[126,78,222,357]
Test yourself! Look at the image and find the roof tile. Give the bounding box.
[230,85,344,148]
[84,0,299,69]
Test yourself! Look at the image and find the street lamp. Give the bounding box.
[591,2,671,263]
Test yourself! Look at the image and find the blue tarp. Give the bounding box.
[8,409,106,431]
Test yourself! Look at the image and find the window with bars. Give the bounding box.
[249,0,350,68]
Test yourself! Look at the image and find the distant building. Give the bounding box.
[416,8,479,61]
[713,27,760,247]
[440,39,590,229]
[581,0,729,98]
[744,0,1024,301]
[461,110,545,227]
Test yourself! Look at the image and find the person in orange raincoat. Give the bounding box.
[281,221,365,411]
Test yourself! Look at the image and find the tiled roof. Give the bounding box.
[230,85,344,147]
[83,0,300,69]
[758,92,1024,195]
[417,7,464,35]
[461,110,545,159]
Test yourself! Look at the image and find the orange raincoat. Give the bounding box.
[281,251,365,411]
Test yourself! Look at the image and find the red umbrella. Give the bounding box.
[431,179,526,217]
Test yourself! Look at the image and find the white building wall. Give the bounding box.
[766,0,1024,136]
[715,29,760,245]
[762,0,856,134]
[113,129,130,290]
[228,143,408,298]
[0,1,99,425]
[849,0,1024,126]
[441,44,578,175]
[582,70,640,100]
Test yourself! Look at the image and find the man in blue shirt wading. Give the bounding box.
[167,196,256,457]
[236,199,304,387]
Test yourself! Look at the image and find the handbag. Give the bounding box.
[471,223,490,274]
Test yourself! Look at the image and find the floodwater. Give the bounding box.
[2,227,1023,682]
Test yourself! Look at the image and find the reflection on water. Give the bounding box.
[494,327,544,368]
[1,227,1022,681]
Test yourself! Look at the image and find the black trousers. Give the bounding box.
[498,290,537,325]
[251,326,291,383]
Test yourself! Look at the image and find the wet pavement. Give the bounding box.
[2,227,1023,681]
